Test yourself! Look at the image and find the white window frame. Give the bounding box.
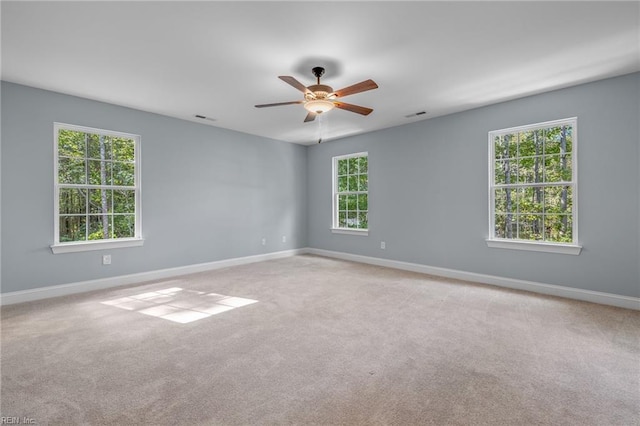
[331,152,369,236]
[51,123,143,254]
[486,118,581,255]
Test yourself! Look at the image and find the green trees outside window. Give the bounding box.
[490,118,576,244]
[55,124,139,244]
[334,153,368,230]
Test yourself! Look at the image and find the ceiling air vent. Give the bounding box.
[195,114,216,122]
[405,111,427,118]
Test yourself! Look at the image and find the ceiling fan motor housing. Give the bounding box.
[305,84,334,100]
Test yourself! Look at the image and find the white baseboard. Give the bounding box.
[306,248,640,311]
[3,247,638,311]
[0,248,307,306]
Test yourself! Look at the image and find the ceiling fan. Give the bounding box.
[255,67,378,122]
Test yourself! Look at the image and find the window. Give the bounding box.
[52,123,143,253]
[487,118,580,255]
[332,152,368,235]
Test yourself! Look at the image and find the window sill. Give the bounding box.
[331,228,369,236]
[51,238,144,254]
[486,239,581,255]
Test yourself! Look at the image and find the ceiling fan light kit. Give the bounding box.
[304,99,335,114]
[255,66,378,123]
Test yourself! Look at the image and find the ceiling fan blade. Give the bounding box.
[333,79,378,98]
[333,101,373,116]
[279,76,312,94]
[304,112,317,122]
[255,100,303,108]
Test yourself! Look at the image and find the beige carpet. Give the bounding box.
[1,255,639,425]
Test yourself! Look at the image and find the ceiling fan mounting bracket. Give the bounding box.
[311,66,326,80]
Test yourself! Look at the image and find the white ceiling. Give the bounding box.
[2,1,639,145]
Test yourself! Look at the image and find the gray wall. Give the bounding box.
[3,74,639,299]
[1,82,308,293]
[308,73,640,298]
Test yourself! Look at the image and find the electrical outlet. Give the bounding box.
[261,238,266,246]
[102,254,111,265]
[282,236,286,243]
[380,241,386,250]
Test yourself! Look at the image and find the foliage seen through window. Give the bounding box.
[490,119,576,244]
[56,126,138,243]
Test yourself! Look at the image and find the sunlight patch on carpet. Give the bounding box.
[100,287,258,323]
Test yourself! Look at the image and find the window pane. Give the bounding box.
[494,189,506,213]
[347,211,357,228]
[494,213,517,239]
[544,186,572,214]
[113,190,135,214]
[545,126,571,156]
[544,214,572,242]
[517,156,544,183]
[494,135,506,160]
[517,214,543,240]
[87,134,112,160]
[113,215,135,238]
[494,161,505,184]
[494,160,517,184]
[517,156,533,183]
[494,188,516,214]
[517,131,535,158]
[88,160,112,185]
[357,211,368,229]
[503,134,518,158]
[89,189,111,214]
[561,156,572,181]
[348,158,358,174]
[545,155,572,182]
[357,194,368,211]
[358,156,368,173]
[544,154,571,182]
[518,187,543,213]
[58,157,86,184]
[348,175,358,191]
[564,129,573,154]
[494,214,506,238]
[544,155,559,181]
[113,161,135,187]
[59,215,86,242]
[88,214,112,240]
[346,195,357,210]
[112,138,135,161]
[338,159,348,176]
[338,194,347,210]
[59,188,86,215]
[358,174,368,191]
[544,127,560,154]
[494,134,518,159]
[58,130,85,158]
[338,211,346,227]
[338,176,348,192]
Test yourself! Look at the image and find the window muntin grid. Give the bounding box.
[333,152,368,230]
[54,123,140,244]
[489,119,576,244]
